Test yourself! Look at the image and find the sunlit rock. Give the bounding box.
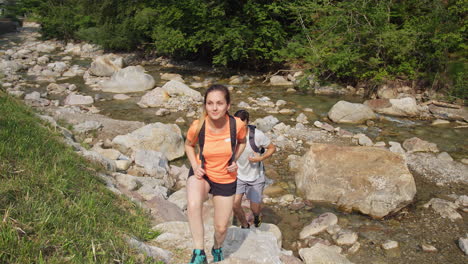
[100,66,155,93]
[328,100,376,124]
[295,144,416,218]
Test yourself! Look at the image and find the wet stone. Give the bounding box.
[381,240,399,250]
[421,244,437,253]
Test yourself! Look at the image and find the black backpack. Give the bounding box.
[188,115,237,176]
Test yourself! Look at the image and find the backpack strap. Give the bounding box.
[198,121,207,169]
[248,125,265,154]
[228,115,237,165]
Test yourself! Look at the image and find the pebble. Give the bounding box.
[421,244,437,252]
[381,240,399,250]
[348,242,361,254]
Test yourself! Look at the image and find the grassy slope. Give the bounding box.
[0,92,160,263]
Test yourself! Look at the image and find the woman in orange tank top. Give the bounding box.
[185,85,246,263]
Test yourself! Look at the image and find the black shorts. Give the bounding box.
[188,168,237,196]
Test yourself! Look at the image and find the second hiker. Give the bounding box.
[232,110,276,228]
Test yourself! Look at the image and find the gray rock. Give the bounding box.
[459,236,468,255]
[299,243,354,264]
[73,121,103,134]
[89,54,123,77]
[333,229,358,246]
[134,150,169,179]
[112,123,185,161]
[421,244,437,252]
[328,101,376,124]
[168,188,187,210]
[254,115,280,133]
[137,88,169,108]
[270,75,293,86]
[81,150,117,172]
[429,105,468,122]
[406,152,468,184]
[100,66,155,93]
[388,141,406,155]
[355,133,373,146]
[381,240,399,250]
[161,80,202,101]
[127,236,172,263]
[160,73,184,82]
[295,144,416,218]
[299,213,338,239]
[423,198,462,221]
[64,93,94,105]
[153,221,283,264]
[432,119,450,126]
[24,91,41,100]
[402,137,439,153]
[365,97,425,117]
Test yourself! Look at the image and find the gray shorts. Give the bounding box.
[235,175,265,204]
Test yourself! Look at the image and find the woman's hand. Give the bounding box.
[227,161,238,173]
[194,165,206,179]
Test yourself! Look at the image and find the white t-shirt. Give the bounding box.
[237,127,271,182]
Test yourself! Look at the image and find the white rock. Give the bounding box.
[421,244,437,252]
[116,160,131,171]
[432,119,450,126]
[63,93,94,105]
[114,94,131,100]
[381,240,398,250]
[168,188,187,210]
[333,229,358,246]
[270,75,293,86]
[299,243,354,264]
[459,236,468,255]
[100,66,155,93]
[299,213,338,239]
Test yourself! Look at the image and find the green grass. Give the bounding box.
[0,92,162,263]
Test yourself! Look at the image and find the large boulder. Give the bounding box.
[153,221,283,264]
[100,66,155,93]
[364,97,424,117]
[406,152,468,184]
[89,54,123,77]
[295,144,416,218]
[161,80,202,101]
[112,123,184,161]
[328,101,376,124]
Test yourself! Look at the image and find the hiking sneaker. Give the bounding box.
[211,247,224,262]
[254,214,262,227]
[189,249,207,264]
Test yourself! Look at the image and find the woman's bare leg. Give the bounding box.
[213,195,235,248]
[186,176,210,249]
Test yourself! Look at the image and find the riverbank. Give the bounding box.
[0,92,163,263]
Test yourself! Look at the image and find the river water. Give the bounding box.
[1,28,467,264]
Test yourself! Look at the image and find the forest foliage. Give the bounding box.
[3,0,467,98]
